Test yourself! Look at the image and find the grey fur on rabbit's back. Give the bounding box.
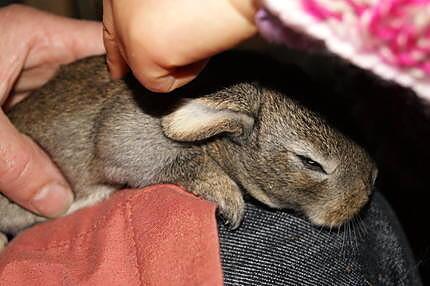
[1,55,377,241]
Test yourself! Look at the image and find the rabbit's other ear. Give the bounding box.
[161,100,254,142]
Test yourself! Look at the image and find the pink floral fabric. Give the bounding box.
[259,0,430,100]
[303,0,430,74]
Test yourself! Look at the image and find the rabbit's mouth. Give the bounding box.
[304,193,370,228]
[307,208,357,228]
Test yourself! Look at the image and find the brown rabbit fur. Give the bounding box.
[0,54,377,242]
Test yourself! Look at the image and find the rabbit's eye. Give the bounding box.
[297,155,326,174]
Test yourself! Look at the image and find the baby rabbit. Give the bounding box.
[0,54,377,242]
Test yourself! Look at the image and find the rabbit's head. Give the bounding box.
[162,82,377,227]
[246,87,377,227]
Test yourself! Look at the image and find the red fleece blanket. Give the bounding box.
[0,185,223,286]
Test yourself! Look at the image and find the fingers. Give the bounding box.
[64,20,105,61]
[0,5,105,218]
[12,65,59,96]
[0,4,106,102]
[168,59,209,91]
[130,59,209,93]
[24,10,106,70]
[102,0,258,93]
[0,112,73,217]
[103,0,128,79]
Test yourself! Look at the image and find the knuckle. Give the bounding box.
[0,149,32,186]
[102,24,115,42]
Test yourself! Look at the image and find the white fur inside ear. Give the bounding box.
[168,101,219,133]
[162,100,253,141]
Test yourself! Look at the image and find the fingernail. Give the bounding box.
[150,76,176,93]
[31,183,74,218]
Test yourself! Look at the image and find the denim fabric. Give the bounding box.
[219,192,421,286]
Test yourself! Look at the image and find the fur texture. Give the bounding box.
[0,55,377,243]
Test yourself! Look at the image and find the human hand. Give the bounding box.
[103,0,259,92]
[0,5,105,217]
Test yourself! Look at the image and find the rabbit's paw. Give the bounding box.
[216,191,245,230]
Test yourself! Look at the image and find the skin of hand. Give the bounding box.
[103,0,259,92]
[0,4,105,218]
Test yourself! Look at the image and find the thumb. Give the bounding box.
[0,112,73,217]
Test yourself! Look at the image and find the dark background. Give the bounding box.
[1,1,429,284]
[245,43,430,285]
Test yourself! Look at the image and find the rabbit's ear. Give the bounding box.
[161,100,254,142]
